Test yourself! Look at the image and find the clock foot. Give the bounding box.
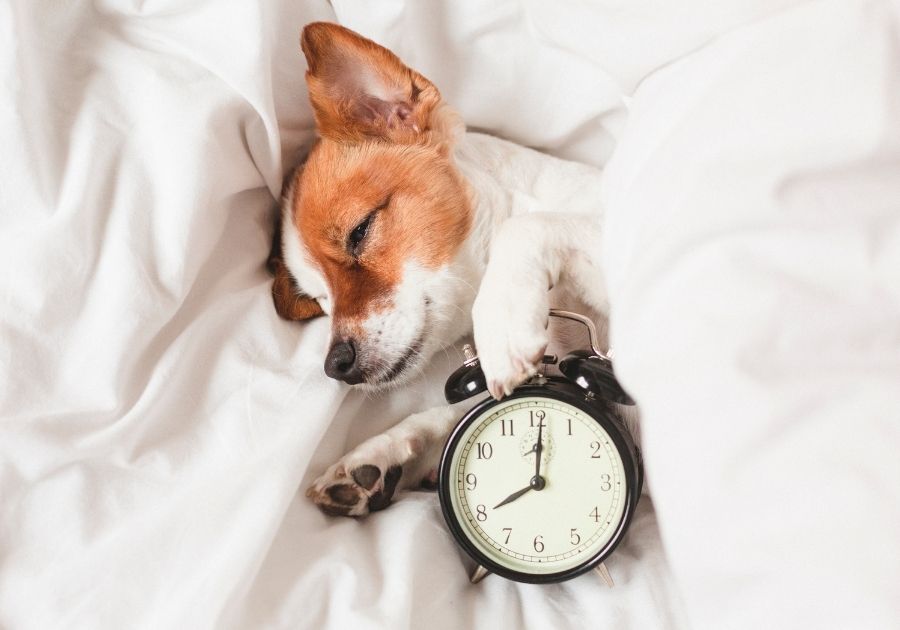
[594,563,614,588]
[470,565,490,584]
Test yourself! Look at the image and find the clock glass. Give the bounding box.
[447,395,629,576]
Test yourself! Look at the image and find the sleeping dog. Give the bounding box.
[270,23,613,516]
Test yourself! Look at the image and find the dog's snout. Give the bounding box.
[324,339,364,385]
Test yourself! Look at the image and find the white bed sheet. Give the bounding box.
[601,1,900,628]
[9,1,895,628]
[0,2,686,629]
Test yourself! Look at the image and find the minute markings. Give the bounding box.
[452,397,627,568]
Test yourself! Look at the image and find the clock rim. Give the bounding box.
[438,378,643,584]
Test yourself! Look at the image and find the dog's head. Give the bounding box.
[271,23,474,387]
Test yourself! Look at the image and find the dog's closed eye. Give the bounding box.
[347,195,391,257]
[348,213,373,254]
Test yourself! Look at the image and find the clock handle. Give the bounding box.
[548,309,612,361]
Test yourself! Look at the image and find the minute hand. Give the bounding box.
[534,420,544,479]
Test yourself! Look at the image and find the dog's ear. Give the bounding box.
[300,22,457,147]
[267,218,324,322]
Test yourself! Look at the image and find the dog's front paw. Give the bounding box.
[306,433,413,516]
[306,443,404,517]
[472,286,550,400]
[306,407,458,516]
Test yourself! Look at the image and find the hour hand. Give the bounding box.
[493,485,532,509]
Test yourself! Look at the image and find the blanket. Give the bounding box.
[0,1,684,628]
[5,1,897,629]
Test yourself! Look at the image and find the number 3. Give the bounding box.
[600,473,612,492]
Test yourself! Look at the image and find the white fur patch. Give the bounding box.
[281,205,332,314]
[358,260,477,386]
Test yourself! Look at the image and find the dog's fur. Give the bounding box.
[272,23,612,516]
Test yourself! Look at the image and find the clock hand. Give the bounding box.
[494,423,549,510]
[494,471,547,509]
[493,484,532,509]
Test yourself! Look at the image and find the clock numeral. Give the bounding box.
[567,418,573,436]
[475,504,487,522]
[601,473,612,492]
[570,528,581,546]
[502,527,512,544]
[465,473,477,491]
[476,442,493,460]
[590,441,602,458]
[500,418,514,437]
[590,507,601,523]
[529,410,546,428]
[533,535,544,553]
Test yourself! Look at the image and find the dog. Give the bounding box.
[269,23,613,516]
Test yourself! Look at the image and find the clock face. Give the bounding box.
[446,395,629,577]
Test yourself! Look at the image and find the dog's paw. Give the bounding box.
[306,432,411,516]
[472,284,550,400]
[307,458,404,517]
[306,407,459,515]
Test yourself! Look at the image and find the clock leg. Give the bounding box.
[470,565,490,584]
[594,563,614,588]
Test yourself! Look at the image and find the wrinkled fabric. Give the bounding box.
[602,1,900,629]
[5,0,895,628]
[0,1,684,629]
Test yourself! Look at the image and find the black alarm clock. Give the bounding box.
[438,310,643,585]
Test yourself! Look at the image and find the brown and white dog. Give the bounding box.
[270,23,612,516]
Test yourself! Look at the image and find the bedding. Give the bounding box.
[601,1,900,628]
[2,0,897,629]
[0,1,683,629]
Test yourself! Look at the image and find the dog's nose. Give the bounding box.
[324,339,364,384]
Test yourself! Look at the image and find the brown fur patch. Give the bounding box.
[284,23,473,328]
[301,22,453,146]
[268,217,324,321]
[291,141,470,322]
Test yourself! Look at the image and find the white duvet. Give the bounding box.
[1,1,898,629]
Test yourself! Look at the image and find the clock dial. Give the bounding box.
[448,396,628,575]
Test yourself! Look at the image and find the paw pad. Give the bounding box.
[351,464,381,490]
[366,465,402,512]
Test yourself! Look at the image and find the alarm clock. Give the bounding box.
[438,309,643,585]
